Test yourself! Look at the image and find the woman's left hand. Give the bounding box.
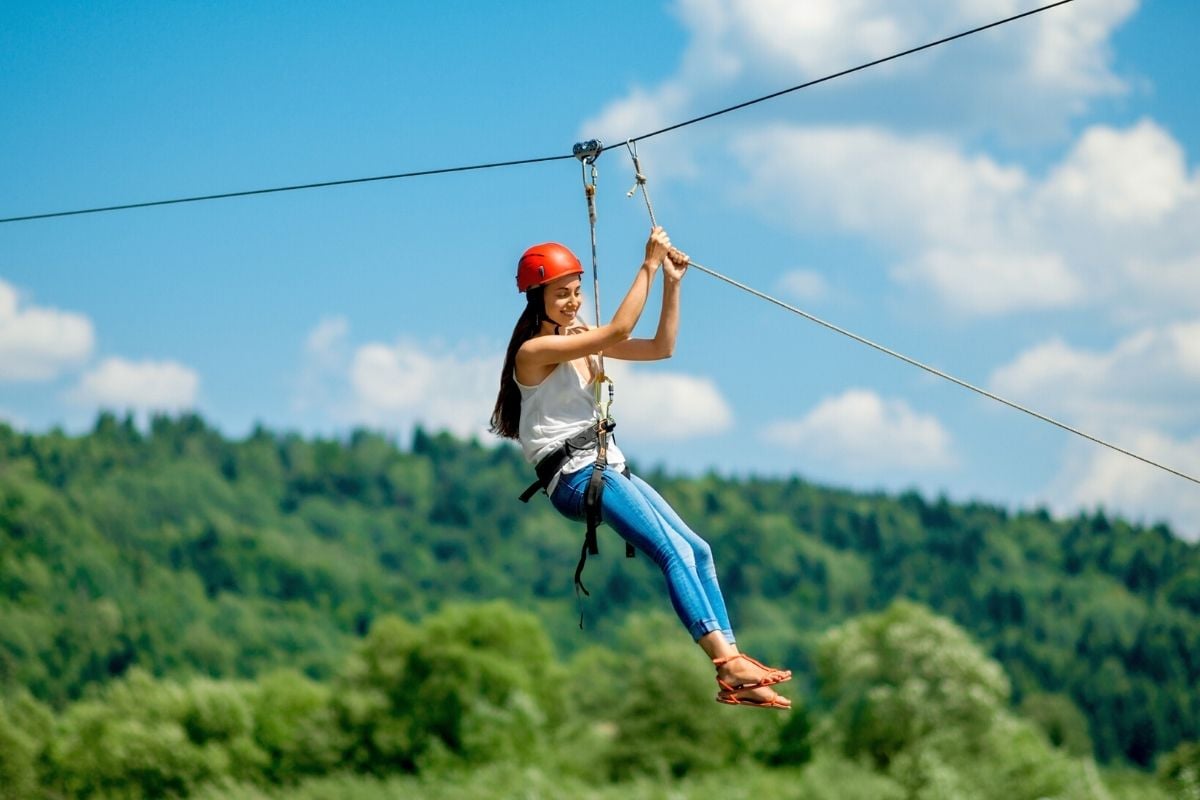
[663,248,689,283]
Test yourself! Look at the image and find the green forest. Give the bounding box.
[1,413,1198,799]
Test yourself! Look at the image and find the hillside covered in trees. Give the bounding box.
[1,414,1198,798]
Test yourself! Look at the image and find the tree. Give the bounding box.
[816,601,1086,799]
[817,600,1010,769]
[335,602,560,774]
[600,613,733,780]
[47,670,232,799]
[1018,692,1093,757]
[251,669,344,783]
[1158,741,1200,800]
[0,692,48,800]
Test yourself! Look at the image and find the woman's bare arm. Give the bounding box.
[605,248,688,362]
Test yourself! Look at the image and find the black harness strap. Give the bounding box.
[518,420,634,627]
[519,448,568,502]
[518,425,597,503]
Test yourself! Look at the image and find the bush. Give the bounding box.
[335,602,560,774]
[1158,741,1200,800]
[817,600,1009,768]
[1018,692,1093,756]
[579,612,746,781]
[252,669,345,782]
[0,699,40,800]
[45,670,264,799]
[761,701,813,767]
[816,601,1090,799]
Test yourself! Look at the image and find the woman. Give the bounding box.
[490,228,790,709]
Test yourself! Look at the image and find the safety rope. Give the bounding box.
[622,149,1200,489]
[571,140,626,631]
[625,139,658,228]
[573,140,615,420]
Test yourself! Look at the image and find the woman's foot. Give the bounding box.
[713,653,792,708]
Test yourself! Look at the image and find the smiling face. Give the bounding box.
[543,273,583,328]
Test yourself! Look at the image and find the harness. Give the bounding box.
[519,418,635,611]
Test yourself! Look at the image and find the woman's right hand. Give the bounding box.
[643,226,672,271]
[663,247,689,284]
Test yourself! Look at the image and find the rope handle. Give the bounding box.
[625,140,658,228]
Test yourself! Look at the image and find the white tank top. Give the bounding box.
[516,359,626,491]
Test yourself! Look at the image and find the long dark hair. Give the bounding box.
[490,287,545,439]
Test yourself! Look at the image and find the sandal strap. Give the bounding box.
[739,654,784,673]
[715,689,790,710]
[717,674,788,692]
[712,652,792,685]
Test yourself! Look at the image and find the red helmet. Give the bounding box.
[516,242,583,293]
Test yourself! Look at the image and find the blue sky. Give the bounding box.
[2,1,1198,538]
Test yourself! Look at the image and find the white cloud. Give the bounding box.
[1023,0,1137,101]
[1124,253,1200,324]
[348,340,499,438]
[693,0,1135,103]
[0,406,26,430]
[296,320,499,436]
[733,119,1200,318]
[305,316,349,367]
[344,342,733,442]
[1170,321,1200,379]
[989,320,1200,432]
[582,82,692,147]
[584,0,1136,148]
[580,83,699,180]
[990,324,1200,537]
[762,388,954,471]
[72,357,200,413]
[1040,120,1193,223]
[1043,431,1200,542]
[296,320,733,442]
[686,0,907,78]
[295,316,351,417]
[776,269,828,302]
[582,3,1162,321]
[603,359,733,441]
[0,278,95,381]
[900,250,1081,317]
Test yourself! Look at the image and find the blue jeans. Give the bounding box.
[550,465,735,644]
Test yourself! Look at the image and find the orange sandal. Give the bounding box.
[715,688,791,710]
[712,653,792,693]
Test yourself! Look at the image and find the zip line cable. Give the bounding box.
[0,154,577,224]
[622,143,1200,489]
[1,0,1074,225]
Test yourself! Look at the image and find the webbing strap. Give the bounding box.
[576,424,610,601]
[519,446,568,503]
[573,428,634,630]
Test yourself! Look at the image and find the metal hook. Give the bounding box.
[624,139,646,197]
